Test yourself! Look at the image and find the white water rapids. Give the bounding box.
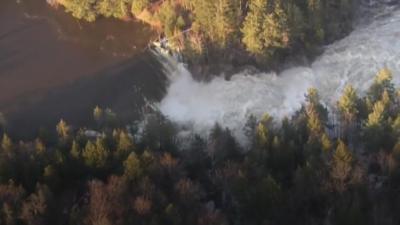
[157,5,400,142]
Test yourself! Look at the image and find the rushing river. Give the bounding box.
[0,0,166,138]
[1,0,400,142]
[159,2,400,142]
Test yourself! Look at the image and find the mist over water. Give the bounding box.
[159,6,400,142]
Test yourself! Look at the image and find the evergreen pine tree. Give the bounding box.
[63,0,98,22]
[35,139,46,155]
[82,138,109,169]
[241,0,268,55]
[56,119,70,141]
[368,68,395,103]
[123,152,142,180]
[93,106,104,125]
[331,140,353,191]
[1,134,13,154]
[116,131,134,159]
[214,0,236,48]
[338,85,359,124]
[262,0,290,55]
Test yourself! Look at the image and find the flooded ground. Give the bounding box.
[0,0,165,139]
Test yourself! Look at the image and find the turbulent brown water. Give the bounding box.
[0,0,166,138]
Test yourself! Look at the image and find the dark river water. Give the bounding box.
[0,0,167,139]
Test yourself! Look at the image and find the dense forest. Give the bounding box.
[0,68,399,225]
[52,0,355,70]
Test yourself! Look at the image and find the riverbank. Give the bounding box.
[1,3,400,224]
[0,66,399,225]
[50,0,357,78]
[0,0,160,139]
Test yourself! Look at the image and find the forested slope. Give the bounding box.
[0,68,399,225]
[53,0,355,70]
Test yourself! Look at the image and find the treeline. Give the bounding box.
[55,0,355,68]
[0,68,399,225]
[182,0,354,65]
[52,0,150,22]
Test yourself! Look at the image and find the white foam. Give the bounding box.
[158,8,400,142]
